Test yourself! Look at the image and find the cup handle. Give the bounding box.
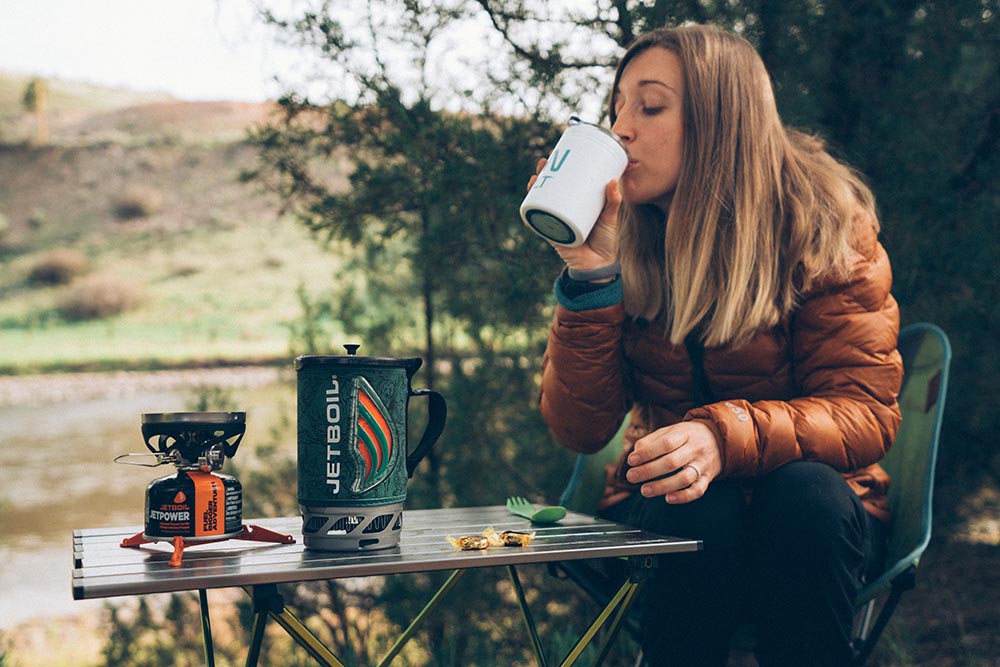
[406,389,447,477]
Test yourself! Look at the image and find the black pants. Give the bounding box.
[600,461,887,667]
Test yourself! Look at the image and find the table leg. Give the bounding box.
[244,584,347,667]
[245,599,269,667]
[557,579,639,667]
[559,554,657,667]
[198,589,216,667]
[589,581,638,666]
[374,568,467,667]
[507,565,549,667]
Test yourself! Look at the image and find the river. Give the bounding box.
[0,366,295,636]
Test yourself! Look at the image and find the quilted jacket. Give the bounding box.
[539,214,903,522]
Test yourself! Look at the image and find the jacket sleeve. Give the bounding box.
[685,239,903,477]
[538,277,631,453]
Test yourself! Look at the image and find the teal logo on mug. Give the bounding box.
[531,149,572,191]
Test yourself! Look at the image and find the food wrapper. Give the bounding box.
[447,526,536,550]
[499,530,535,547]
[447,534,491,550]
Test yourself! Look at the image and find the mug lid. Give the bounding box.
[295,349,422,372]
[568,115,628,154]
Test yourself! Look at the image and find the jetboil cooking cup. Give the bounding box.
[296,345,446,550]
[520,115,629,247]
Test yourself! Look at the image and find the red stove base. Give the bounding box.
[120,523,295,567]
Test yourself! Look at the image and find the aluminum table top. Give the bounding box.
[73,505,701,600]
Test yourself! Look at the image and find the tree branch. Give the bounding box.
[473,0,616,70]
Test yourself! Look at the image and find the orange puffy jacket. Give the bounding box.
[539,218,903,522]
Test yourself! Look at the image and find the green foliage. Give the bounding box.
[0,630,11,667]
[285,283,341,356]
[21,79,39,113]
[248,91,561,358]
[26,208,46,229]
[102,596,242,667]
[184,385,239,412]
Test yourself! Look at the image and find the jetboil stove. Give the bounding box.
[116,412,293,567]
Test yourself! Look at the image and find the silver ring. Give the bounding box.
[685,463,702,480]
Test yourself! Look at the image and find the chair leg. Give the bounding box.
[852,566,916,666]
[855,599,876,642]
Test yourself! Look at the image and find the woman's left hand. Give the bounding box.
[625,421,722,504]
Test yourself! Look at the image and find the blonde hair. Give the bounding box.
[611,25,877,348]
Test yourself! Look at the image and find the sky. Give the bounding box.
[0,0,297,102]
[0,0,615,118]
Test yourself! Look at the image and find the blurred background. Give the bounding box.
[0,1,997,665]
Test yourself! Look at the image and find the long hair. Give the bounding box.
[612,25,877,348]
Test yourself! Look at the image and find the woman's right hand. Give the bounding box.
[526,157,622,272]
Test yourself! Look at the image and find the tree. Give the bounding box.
[471,0,1000,481]
[243,6,591,664]
[22,78,49,145]
[239,1,997,663]
[245,0,570,506]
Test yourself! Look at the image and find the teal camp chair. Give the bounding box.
[555,323,952,666]
[850,322,951,664]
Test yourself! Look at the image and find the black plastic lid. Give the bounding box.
[295,344,422,372]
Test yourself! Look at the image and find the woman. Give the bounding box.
[533,24,902,667]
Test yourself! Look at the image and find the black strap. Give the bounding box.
[684,333,715,407]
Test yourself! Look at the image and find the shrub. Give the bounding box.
[28,248,89,285]
[27,208,47,229]
[113,185,164,220]
[59,274,145,321]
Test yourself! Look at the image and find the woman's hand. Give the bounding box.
[625,421,722,504]
[526,157,622,271]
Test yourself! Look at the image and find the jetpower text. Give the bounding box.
[150,508,190,521]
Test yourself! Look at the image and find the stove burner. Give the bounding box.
[141,411,246,470]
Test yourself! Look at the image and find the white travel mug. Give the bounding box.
[520,116,628,247]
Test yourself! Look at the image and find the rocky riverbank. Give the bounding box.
[0,365,287,407]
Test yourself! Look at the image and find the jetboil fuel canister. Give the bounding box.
[144,468,242,540]
[296,345,446,551]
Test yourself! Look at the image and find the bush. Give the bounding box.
[59,274,145,321]
[27,208,47,229]
[113,185,164,220]
[28,248,89,285]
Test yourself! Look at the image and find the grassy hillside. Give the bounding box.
[0,71,172,114]
[0,75,347,373]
